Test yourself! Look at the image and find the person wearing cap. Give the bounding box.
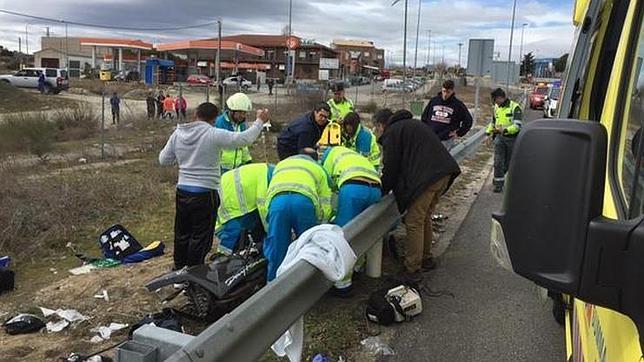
[277,102,332,160]
[263,150,334,281]
[341,112,381,170]
[373,108,460,282]
[421,79,473,150]
[327,83,354,123]
[485,88,523,193]
[215,92,255,173]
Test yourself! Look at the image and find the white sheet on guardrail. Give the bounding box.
[271,224,357,362]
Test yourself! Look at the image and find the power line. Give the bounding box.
[0,9,219,31]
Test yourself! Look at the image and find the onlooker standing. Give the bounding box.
[37,71,46,94]
[110,92,120,125]
[156,91,165,119]
[267,78,274,95]
[175,94,187,121]
[421,80,473,150]
[276,102,331,160]
[158,102,268,272]
[146,92,156,120]
[373,109,460,281]
[163,93,175,119]
[327,83,354,123]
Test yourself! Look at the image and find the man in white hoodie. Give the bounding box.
[159,102,268,271]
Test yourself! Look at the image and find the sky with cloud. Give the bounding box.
[0,0,575,66]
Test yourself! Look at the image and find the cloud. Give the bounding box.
[0,0,574,66]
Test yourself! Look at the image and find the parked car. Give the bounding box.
[114,70,140,82]
[296,82,324,96]
[543,86,561,118]
[382,78,412,93]
[529,84,550,109]
[222,76,252,91]
[349,76,371,86]
[186,74,214,86]
[328,79,350,90]
[0,67,69,94]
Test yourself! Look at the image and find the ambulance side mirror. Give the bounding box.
[491,119,606,293]
[491,119,644,348]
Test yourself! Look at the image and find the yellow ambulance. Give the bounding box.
[491,0,644,360]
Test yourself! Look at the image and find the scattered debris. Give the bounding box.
[91,322,128,340]
[69,264,97,275]
[360,336,395,356]
[46,319,70,333]
[78,158,88,164]
[40,307,88,322]
[94,289,110,302]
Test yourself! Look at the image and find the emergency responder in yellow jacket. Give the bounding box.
[321,146,381,294]
[341,112,381,170]
[485,88,523,193]
[264,151,334,281]
[215,93,254,173]
[215,163,275,253]
[327,83,354,123]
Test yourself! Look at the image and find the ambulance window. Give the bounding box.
[620,16,644,218]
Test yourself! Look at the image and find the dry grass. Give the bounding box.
[0,158,177,261]
[0,113,56,158]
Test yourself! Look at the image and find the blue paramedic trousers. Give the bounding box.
[264,193,318,281]
[216,211,261,253]
[334,183,381,288]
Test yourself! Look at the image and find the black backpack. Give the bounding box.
[98,224,142,260]
[0,269,14,295]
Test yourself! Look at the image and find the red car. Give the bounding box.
[529,84,549,109]
[186,74,214,86]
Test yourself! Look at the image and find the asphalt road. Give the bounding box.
[383,106,565,362]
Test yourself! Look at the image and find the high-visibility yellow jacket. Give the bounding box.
[327,97,354,122]
[266,155,334,222]
[321,146,381,189]
[486,100,523,136]
[342,124,381,169]
[216,163,274,230]
[215,112,253,171]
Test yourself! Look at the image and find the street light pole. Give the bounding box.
[506,0,517,89]
[25,24,29,55]
[403,0,408,83]
[519,22,528,75]
[217,19,223,109]
[288,0,293,83]
[426,29,431,67]
[413,0,421,77]
[458,42,463,68]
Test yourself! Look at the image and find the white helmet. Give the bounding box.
[226,92,252,112]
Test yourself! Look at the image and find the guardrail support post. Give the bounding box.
[365,238,383,278]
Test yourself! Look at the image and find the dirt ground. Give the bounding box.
[0,78,495,361]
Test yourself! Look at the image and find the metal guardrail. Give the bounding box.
[156,130,488,362]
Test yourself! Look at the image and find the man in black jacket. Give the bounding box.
[374,109,461,280]
[421,80,473,150]
[276,102,331,160]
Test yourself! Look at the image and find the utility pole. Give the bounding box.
[46,27,50,37]
[217,20,223,109]
[426,29,431,67]
[18,37,21,53]
[402,0,408,83]
[506,0,517,89]
[64,21,69,69]
[413,0,421,77]
[287,0,293,83]
[519,22,528,76]
[458,42,463,69]
[441,45,445,64]
[25,24,29,55]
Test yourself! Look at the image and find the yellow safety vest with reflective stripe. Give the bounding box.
[219,113,253,170]
[322,146,381,189]
[266,155,334,222]
[342,124,381,169]
[486,100,522,136]
[327,97,354,122]
[216,163,271,230]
